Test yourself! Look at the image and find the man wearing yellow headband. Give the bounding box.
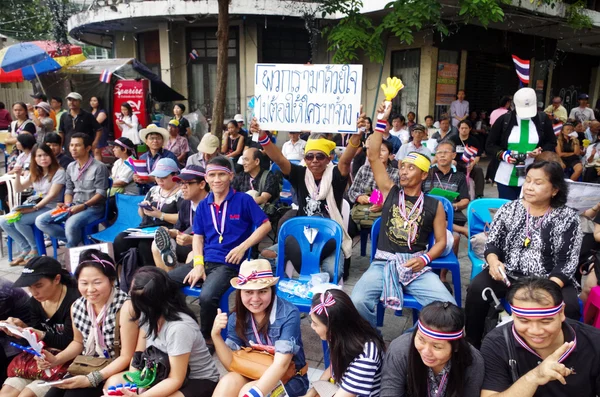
[252,115,366,281]
[351,101,456,329]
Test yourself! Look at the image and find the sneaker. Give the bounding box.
[154,226,176,267]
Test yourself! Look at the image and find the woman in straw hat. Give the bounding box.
[211,259,309,397]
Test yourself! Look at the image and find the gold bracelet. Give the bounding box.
[348,137,361,148]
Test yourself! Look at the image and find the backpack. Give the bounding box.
[118,248,140,293]
[257,171,277,217]
[500,111,547,140]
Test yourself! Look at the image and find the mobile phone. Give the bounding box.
[38,380,66,387]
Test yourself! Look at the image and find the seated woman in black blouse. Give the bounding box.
[113,158,183,268]
[465,161,583,348]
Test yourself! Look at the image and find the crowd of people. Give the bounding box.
[0,84,597,397]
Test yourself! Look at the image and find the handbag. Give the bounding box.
[351,204,381,228]
[123,346,178,389]
[228,346,302,384]
[7,348,70,381]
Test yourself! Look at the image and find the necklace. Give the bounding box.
[398,190,425,250]
[42,285,66,318]
[523,203,551,248]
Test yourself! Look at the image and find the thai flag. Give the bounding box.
[512,55,530,85]
[189,49,199,60]
[553,122,563,136]
[462,144,478,163]
[99,69,112,84]
[125,158,149,177]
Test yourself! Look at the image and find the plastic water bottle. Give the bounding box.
[278,280,300,295]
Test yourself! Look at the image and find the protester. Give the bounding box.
[256,113,366,281]
[0,144,65,265]
[0,257,79,397]
[395,124,432,160]
[480,277,600,397]
[173,104,191,137]
[222,120,245,168]
[232,147,279,206]
[465,161,582,348]
[389,114,410,144]
[556,123,583,181]
[492,96,513,126]
[44,132,73,170]
[41,249,138,397]
[168,156,271,345]
[545,96,568,124]
[234,113,247,135]
[431,117,456,144]
[450,90,469,128]
[50,97,65,132]
[569,93,596,123]
[305,289,385,397]
[108,137,138,196]
[30,93,56,127]
[380,301,484,397]
[450,120,485,198]
[211,259,309,397]
[28,102,54,146]
[0,102,12,130]
[165,119,189,166]
[8,133,35,174]
[281,131,306,161]
[152,165,209,271]
[135,125,178,186]
[351,101,455,328]
[113,158,182,267]
[36,133,109,248]
[89,97,108,161]
[58,93,102,153]
[104,267,219,397]
[187,133,220,168]
[351,117,375,177]
[6,103,35,148]
[486,87,556,200]
[407,111,416,128]
[115,103,139,145]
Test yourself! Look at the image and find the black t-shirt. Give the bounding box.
[174,199,195,234]
[10,120,36,136]
[286,163,348,217]
[422,167,469,225]
[29,285,80,350]
[176,116,190,136]
[377,185,439,254]
[481,319,600,396]
[57,152,74,169]
[0,278,31,324]
[449,134,481,173]
[59,109,101,151]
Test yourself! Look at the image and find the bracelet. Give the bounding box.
[348,137,361,148]
[419,253,432,266]
[86,371,103,388]
[243,386,264,397]
[258,134,271,146]
[193,255,205,267]
[160,212,164,221]
[375,119,387,133]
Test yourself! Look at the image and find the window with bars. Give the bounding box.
[391,49,420,118]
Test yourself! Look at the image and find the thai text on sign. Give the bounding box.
[254,64,363,133]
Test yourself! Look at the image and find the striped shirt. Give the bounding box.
[340,341,382,396]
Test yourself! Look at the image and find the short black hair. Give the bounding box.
[437,140,456,152]
[525,161,569,207]
[44,132,63,145]
[174,103,186,113]
[75,249,118,283]
[207,155,233,172]
[424,115,433,121]
[381,139,394,154]
[499,96,512,107]
[17,133,36,150]
[391,114,401,122]
[51,96,63,105]
[70,132,92,148]
[0,102,4,110]
[457,120,472,129]
[507,277,563,307]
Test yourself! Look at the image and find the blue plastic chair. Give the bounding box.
[90,194,145,243]
[183,286,235,339]
[467,198,509,279]
[7,225,47,261]
[271,162,293,206]
[275,216,342,368]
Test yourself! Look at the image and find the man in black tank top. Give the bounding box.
[351,101,456,328]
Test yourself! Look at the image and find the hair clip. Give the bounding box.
[310,291,336,317]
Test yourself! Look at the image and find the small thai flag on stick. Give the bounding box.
[553,122,563,136]
[511,55,530,85]
[189,49,199,60]
[462,144,478,164]
[99,69,112,84]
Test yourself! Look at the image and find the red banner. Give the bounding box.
[112,79,149,139]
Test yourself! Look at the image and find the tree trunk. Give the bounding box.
[211,0,231,141]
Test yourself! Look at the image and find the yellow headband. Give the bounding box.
[402,152,431,172]
[305,138,336,155]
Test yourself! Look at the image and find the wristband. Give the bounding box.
[375,119,387,133]
[243,386,264,397]
[159,212,164,221]
[501,150,514,163]
[348,137,361,148]
[419,253,432,266]
[193,255,204,267]
[258,134,271,147]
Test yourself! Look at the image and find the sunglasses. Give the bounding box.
[305,153,328,162]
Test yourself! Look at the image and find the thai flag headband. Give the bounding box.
[206,165,233,175]
[237,270,274,286]
[115,140,134,154]
[181,169,206,178]
[417,320,464,340]
[510,302,564,318]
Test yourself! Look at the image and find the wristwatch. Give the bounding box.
[83,203,89,210]
[160,212,165,221]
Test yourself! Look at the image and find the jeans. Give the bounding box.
[169,262,238,338]
[0,207,51,252]
[113,231,155,266]
[351,260,456,328]
[496,183,522,200]
[35,206,104,248]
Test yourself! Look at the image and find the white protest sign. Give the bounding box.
[254,63,363,133]
[566,180,600,213]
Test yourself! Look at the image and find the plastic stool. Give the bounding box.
[583,286,600,329]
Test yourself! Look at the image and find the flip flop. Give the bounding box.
[154,226,176,267]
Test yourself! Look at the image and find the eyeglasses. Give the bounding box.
[147,136,163,141]
[436,151,454,155]
[181,181,199,186]
[304,153,327,162]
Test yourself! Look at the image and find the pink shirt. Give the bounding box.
[490,108,509,126]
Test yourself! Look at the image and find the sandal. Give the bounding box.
[9,254,25,267]
[154,227,177,267]
[23,251,38,264]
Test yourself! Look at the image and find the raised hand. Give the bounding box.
[530,342,575,386]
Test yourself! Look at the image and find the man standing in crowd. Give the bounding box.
[281,131,306,161]
[50,97,65,132]
[351,101,455,328]
[490,96,512,126]
[389,114,410,144]
[545,96,568,123]
[451,89,469,128]
[44,132,74,169]
[153,165,210,271]
[36,132,109,248]
[168,156,271,349]
[58,92,102,153]
[570,93,596,124]
[480,277,600,397]
[30,93,56,126]
[136,124,179,186]
[232,147,279,206]
[395,124,432,160]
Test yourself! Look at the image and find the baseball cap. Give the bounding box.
[172,165,206,182]
[168,119,180,127]
[108,137,136,153]
[30,93,47,101]
[578,93,589,100]
[197,134,220,154]
[13,256,68,288]
[149,158,180,178]
[234,114,244,123]
[412,124,426,132]
[513,87,537,119]
[66,92,83,101]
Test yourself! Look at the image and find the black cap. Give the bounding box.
[172,165,206,182]
[13,256,66,288]
[578,93,589,100]
[30,93,47,101]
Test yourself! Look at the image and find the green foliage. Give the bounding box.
[0,0,53,41]
[565,1,593,30]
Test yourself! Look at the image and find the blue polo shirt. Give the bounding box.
[139,148,179,173]
[193,188,268,266]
